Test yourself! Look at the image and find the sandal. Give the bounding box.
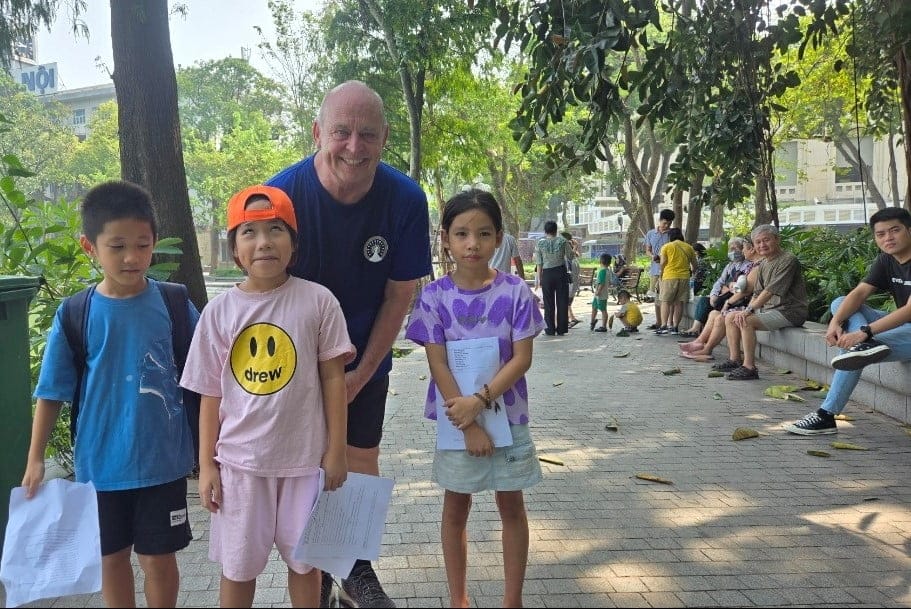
[726,365,759,380]
[678,331,700,338]
[569,319,581,328]
[711,359,741,372]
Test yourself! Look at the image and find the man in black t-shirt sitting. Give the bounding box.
[786,207,911,435]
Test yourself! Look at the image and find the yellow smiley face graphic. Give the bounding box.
[230,323,297,395]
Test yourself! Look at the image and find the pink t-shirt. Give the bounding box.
[181,277,355,477]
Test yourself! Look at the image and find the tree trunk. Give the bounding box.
[110,0,207,310]
[684,172,706,242]
[754,175,772,227]
[671,188,684,230]
[835,139,887,210]
[362,0,423,180]
[887,127,901,207]
[709,199,725,242]
[896,45,911,209]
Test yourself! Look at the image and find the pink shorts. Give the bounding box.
[209,466,320,581]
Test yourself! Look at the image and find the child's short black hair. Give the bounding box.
[599,253,613,266]
[658,209,675,222]
[617,289,631,300]
[81,180,158,243]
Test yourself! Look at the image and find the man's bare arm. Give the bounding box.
[346,278,418,402]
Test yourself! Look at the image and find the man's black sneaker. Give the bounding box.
[830,339,891,371]
[342,563,395,608]
[784,410,837,435]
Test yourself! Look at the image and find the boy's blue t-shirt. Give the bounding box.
[34,279,198,491]
[267,156,432,381]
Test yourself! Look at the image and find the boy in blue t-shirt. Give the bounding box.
[22,181,198,607]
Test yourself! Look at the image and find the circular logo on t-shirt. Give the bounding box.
[364,236,388,263]
[230,323,296,395]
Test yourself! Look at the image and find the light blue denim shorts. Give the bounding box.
[433,424,543,494]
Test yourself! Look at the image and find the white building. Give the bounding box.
[47,82,116,141]
[569,136,908,240]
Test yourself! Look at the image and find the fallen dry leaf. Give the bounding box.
[538,455,564,466]
[552,381,564,387]
[635,473,673,484]
[662,367,681,376]
[613,351,631,358]
[707,371,724,378]
[806,450,831,458]
[732,427,759,441]
[830,441,868,451]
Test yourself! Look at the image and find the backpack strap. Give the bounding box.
[157,281,201,463]
[60,285,96,442]
[158,281,191,369]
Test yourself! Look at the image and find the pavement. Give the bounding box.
[8,298,911,608]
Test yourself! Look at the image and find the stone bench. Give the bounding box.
[683,303,911,425]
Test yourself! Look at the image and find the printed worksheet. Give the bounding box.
[436,336,513,450]
[294,470,394,578]
[1,479,101,607]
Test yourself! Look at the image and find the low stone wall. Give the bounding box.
[683,303,911,425]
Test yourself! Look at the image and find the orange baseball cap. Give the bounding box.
[227,185,297,232]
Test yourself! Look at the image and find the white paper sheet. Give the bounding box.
[1,479,101,608]
[436,336,513,450]
[293,470,394,579]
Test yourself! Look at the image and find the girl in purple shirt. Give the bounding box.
[406,188,544,608]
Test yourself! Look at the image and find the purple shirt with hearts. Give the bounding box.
[405,271,545,424]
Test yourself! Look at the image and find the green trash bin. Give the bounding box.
[0,275,40,546]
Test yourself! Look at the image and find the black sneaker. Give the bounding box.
[646,323,659,330]
[594,326,608,332]
[831,339,891,371]
[342,563,395,608]
[320,571,336,608]
[784,410,837,435]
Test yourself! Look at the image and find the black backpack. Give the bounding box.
[60,282,200,461]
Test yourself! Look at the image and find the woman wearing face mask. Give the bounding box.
[678,237,761,358]
[679,237,753,337]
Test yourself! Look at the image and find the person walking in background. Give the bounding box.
[785,207,911,435]
[490,222,526,280]
[534,221,573,336]
[181,186,355,607]
[644,208,674,329]
[405,189,544,609]
[655,227,696,336]
[22,181,197,608]
[719,224,808,380]
[590,252,616,332]
[562,232,582,327]
[267,80,432,608]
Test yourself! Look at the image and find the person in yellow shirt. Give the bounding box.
[613,289,642,336]
[656,227,696,335]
